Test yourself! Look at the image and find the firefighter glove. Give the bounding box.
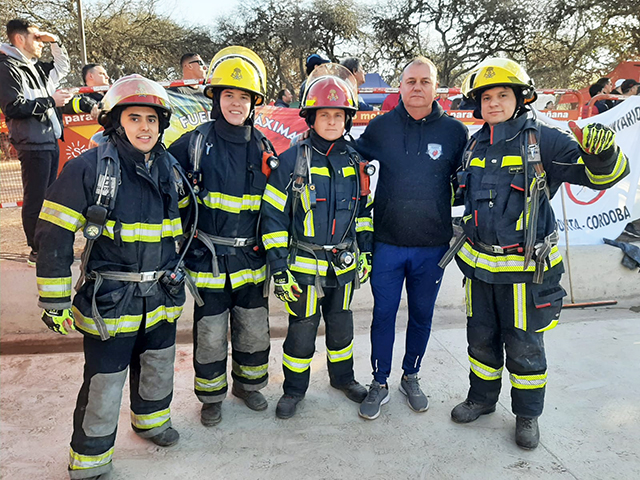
[569,121,615,155]
[41,308,75,335]
[273,270,302,302]
[358,252,372,284]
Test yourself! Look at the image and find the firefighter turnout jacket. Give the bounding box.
[261,131,374,289]
[168,118,270,291]
[35,140,187,338]
[455,113,629,284]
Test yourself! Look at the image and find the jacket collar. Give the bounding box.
[477,111,530,145]
[396,100,444,124]
[0,43,33,64]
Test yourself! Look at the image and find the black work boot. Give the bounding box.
[232,385,268,411]
[201,402,222,427]
[149,427,180,447]
[330,380,368,403]
[275,394,303,419]
[451,399,497,423]
[515,416,540,450]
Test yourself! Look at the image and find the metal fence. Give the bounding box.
[0,132,23,207]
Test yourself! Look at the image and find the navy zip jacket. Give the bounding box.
[356,100,468,247]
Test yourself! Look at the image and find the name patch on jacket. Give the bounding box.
[427,143,443,160]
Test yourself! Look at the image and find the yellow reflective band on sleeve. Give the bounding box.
[69,446,114,471]
[509,372,547,389]
[71,96,82,113]
[263,231,289,250]
[291,256,329,276]
[72,304,182,337]
[310,166,330,177]
[178,196,190,209]
[470,157,485,168]
[469,356,503,381]
[465,279,472,317]
[102,218,183,242]
[232,360,268,380]
[303,210,315,237]
[186,269,227,290]
[283,352,312,373]
[457,242,563,273]
[195,372,227,392]
[535,319,559,333]
[301,186,311,212]
[130,408,170,430]
[342,282,352,311]
[229,266,267,289]
[37,276,72,298]
[305,285,317,317]
[513,283,527,331]
[581,150,628,186]
[327,341,353,363]
[201,191,261,214]
[501,155,523,167]
[263,184,288,212]
[342,166,356,177]
[39,200,86,232]
[355,217,373,232]
[333,259,357,276]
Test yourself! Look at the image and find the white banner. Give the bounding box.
[539,97,640,245]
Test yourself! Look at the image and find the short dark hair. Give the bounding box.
[277,89,287,100]
[81,63,98,85]
[340,57,361,75]
[595,77,611,88]
[6,19,35,44]
[589,83,603,98]
[180,53,199,67]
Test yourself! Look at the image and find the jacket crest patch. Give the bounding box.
[427,143,443,160]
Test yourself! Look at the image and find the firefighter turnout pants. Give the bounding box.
[282,283,356,397]
[193,284,270,403]
[464,274,565,418]
[68,316,177,479]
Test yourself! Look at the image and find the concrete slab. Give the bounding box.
[2,309,639,479]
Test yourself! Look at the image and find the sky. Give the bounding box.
[153,0,241,27]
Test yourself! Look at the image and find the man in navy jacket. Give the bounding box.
[356,57,468,420]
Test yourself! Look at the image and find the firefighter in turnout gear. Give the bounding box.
[168,46,274,426]
[35,75,189,479]
[446,58,629,449]
[261,64,374,419]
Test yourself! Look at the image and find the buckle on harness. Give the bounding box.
[140,271,159,282]
[233,238,250,247]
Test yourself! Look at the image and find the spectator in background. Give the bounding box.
[436,86,452,110]
[62,63,109,119]
[544,100,554,110]
[299,53,329,102]
[0,19,71,265]
[450,96,462,110]
[594,77,615,112]
[588,82,608,114]
[169,52,207,96]
[620,79,640,96]
[381,92,400,111]
[612,78,624,95]
[274,88,293,107]
[340,57,373,111]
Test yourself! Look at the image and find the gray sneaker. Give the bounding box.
[399,373,429,412]
[358,381,389,420]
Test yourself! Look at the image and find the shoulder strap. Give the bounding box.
[187,121,216,193]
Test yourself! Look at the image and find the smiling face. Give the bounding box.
[480,86,517,126]
[219,88,252,125]
[313,108,346,141]
[119,106,160,153]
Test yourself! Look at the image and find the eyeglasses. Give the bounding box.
[189,60,205,67]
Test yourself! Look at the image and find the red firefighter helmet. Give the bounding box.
[98,74,171,127]
[300,64,358,116]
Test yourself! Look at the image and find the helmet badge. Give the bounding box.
[328,89,339,102]
[231,68,243,80]
[484,67,495,79]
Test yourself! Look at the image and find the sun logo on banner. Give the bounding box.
[232,68,243,80]
[484,67,495,78]
[65,140,89,160]
[328,89,339,102]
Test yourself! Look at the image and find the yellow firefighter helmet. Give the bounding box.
[461,58,537,104]
[204,46,267,105]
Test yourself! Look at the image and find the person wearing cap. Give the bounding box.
[262,64,372,419]
[34,74,189,479]
[299,53,330,102]
[621,78,640,96]
[168,46,276,427]
[611,78,625,95]
[446,58,629,450]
